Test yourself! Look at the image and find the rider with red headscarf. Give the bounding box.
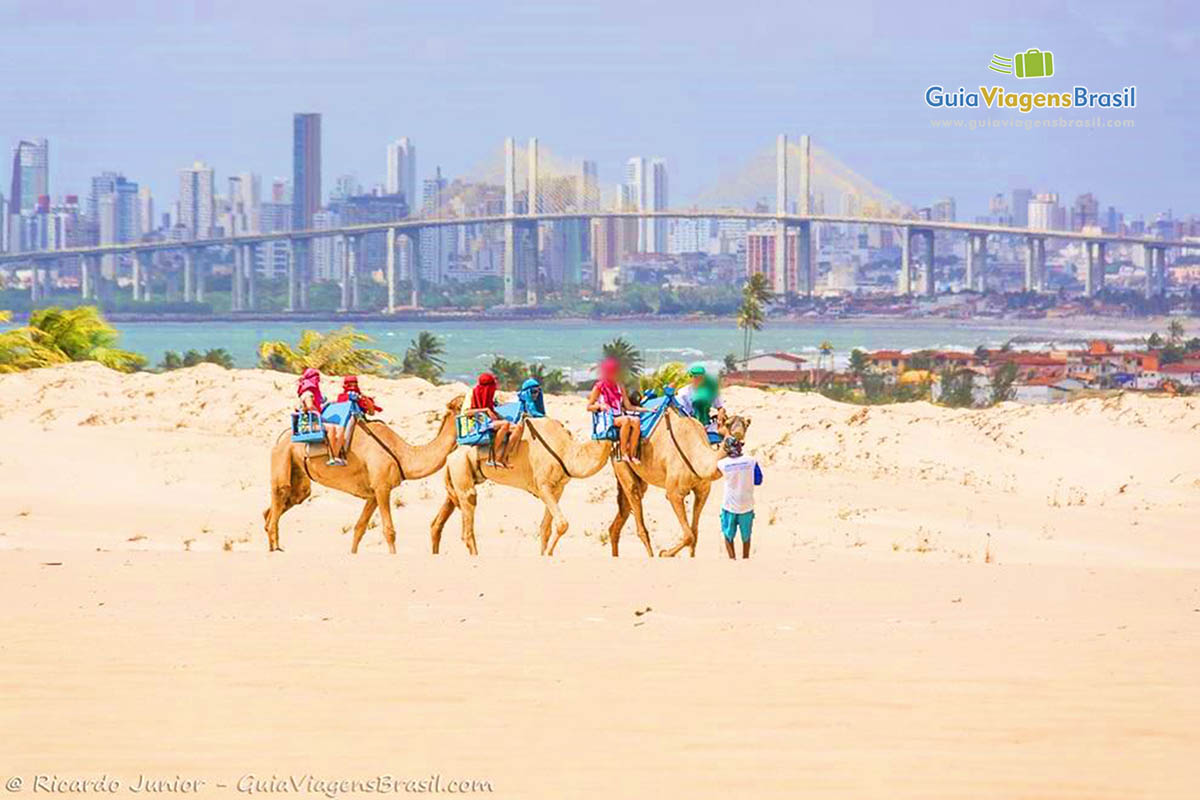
[337,375,382,415]
[296,368,346,466]
[587,357,647,463]
[468,372,521,468]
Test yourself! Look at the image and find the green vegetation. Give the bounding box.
[736,273,772,365]
[486,355,569,393]
[400,331,447,383]
[602,336,643,377]
[159,348,235,370]
[639,362,688,395]
[257,326,396,375]
[0,306,145,373]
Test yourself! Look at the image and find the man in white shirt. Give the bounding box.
[715,436,763,559]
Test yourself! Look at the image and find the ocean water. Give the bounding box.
[109,317,1149,381]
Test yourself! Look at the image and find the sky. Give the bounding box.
[1,0,1196,221]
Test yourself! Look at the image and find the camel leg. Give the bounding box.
[374,486,398,555]
[613,464,654,558]
[688,482,712,558]
[431,496,457,555]
[537,508,554,555]
[659,490,695,558]
[263,446,310,552]
[349,496,379,554]
[459,486,479,555]
[608,482,630,557]
[541,483,570,556]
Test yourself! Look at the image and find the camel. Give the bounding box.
[608,411,751,558]
[263,396,464,553]
[430,417,611,556]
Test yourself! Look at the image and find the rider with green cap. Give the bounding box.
[678,362,725,439]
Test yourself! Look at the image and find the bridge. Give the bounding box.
[1,135,1193,310]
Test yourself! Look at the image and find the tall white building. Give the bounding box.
[226,173,261,235]
[385,138,417,205]
[137,186,154,236]
[623,156,668,253]
[1028,192,1064,231]
[647,158,668,253]
[178,161,215,239]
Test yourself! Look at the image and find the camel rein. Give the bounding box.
[664,411,703,481]
[357,418,407,481]
[524,420,575,479]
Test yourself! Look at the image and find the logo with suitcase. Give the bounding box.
[989,49,1054,79]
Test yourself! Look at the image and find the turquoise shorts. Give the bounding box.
[720,510,754,543]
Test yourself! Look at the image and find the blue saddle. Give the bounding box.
[291,410,326,443]
[457,379,548,447]
[590,387,680,441]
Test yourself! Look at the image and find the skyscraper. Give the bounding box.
[178,162,215,239]
[623,157,646,251]
[647,158,668,253]
[1011,188,1032,228]
[419,168,452,283]
[624,156,668,253]
[226,173,261,235]
[10,139,48,215]
[385,138,417,204]
[580,160,599,211]
[292,113,322,232]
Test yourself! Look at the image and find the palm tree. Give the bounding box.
[401,331,447,383]
[0,310,64,373]
[1167,319,1185,346]
[737,273,773,366]
[527,362,570,394]
[19,306,146,373]
[602,336,643,377]
[638,361,689,395]
[257,325,396,375]
[488,355,526,390]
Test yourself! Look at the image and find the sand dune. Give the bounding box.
[1,364,1197,798]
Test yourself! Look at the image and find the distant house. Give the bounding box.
[1013,376,1085,404]
[725,352,809,387]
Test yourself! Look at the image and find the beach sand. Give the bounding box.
[1,363,1197,798]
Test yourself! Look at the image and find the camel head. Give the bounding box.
[721,414,751,442]
[446,395,465,413]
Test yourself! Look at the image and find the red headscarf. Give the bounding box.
[337,375,382,412]
[297,368,324,410]
[471,373,498,411]
[595,358,624,411]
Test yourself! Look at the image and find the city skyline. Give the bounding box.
[0,2,1195,222]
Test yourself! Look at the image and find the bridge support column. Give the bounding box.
[245,243,257,310]
[385,227,397,313]
[921,229,935,297]
[182,248,195,302]
[1025,236,1046,292]
[285,241,296,312]
[348,235,360,310]
[1144,244,1166,298]
[405,230,421,309]
[298,241,310,311]
[231,246,243,311]
[194,248,206,304]
[797,220,813,297]
[525,221,539,307]
[773,219,788,296]
[1085,241,1106,297]
[338,236,351,311]
[131,251,142,301]
[504,136,517,306]
[137,252,151,302]
[79,256,92,300]
[899,226,912,295]
[965,233,987,292]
